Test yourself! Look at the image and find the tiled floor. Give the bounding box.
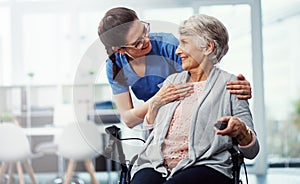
[241,168,300,184]
[1,172,119,184]
[3,168,300,184]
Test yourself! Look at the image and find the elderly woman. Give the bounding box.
[130,14,260,184]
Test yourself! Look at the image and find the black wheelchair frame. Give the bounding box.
[104,125,142,184]
[104,125,248,184]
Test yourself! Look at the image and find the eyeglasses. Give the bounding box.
[120,21,150,50]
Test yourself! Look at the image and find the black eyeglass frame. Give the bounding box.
[119,21,150,50]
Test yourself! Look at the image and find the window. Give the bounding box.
[143,7,194,39]
[22,13,72,84]
[199,5,252,81]
[0,6,11,85]
[143,7,194,25]
[264,13,300,160]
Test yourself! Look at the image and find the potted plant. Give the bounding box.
[0,112,21,126]
[0,112,14,123]
[294,98,300,129]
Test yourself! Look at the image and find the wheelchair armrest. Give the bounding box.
[105,125,121,138]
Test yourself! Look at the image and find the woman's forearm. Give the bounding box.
[145,96,165,125]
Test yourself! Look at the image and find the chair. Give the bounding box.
[104,125,145,184]
[35,104,77,184]
[104,125,246,184]
[36,104,103,184]
[215,122,246,184]
[0,123,39,184]
[56,121,103,184]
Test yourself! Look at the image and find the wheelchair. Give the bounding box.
[104,125,248,184]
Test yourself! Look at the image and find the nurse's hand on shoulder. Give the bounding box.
[226,74,252,100]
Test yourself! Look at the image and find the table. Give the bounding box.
[23,127,62,136]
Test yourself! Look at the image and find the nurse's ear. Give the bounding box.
[112,46,126,54]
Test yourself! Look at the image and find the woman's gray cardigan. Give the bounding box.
[131,66,260,180]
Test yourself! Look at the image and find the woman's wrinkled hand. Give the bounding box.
[145,83,194,126]
[153,83,194,107]
[215,116,252,146]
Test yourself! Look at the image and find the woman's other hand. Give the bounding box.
[216,116,252,146]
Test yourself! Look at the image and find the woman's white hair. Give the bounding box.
[178,14,229,64]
